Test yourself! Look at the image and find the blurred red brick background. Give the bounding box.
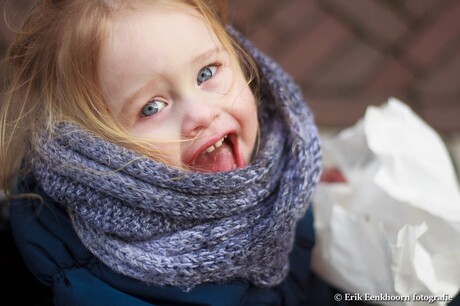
[228,0,460,134]
[1,0,460,168]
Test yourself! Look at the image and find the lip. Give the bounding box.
[183,130,245,169]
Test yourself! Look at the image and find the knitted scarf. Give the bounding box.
[31,30,322,289]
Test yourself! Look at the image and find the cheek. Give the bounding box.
[147,140,184,167]
[236,88,259,140]
[240,89,258,122]
[129,123,182,157]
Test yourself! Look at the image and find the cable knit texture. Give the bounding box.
[31,29,322,289]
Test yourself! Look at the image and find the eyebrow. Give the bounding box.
[119,47,224,117]
[192,47,222,65]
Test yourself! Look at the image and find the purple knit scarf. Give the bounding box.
[31,31,321,289]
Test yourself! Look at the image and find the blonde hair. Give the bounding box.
[0,0,258,193]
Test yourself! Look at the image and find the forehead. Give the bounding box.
[103,6,220,65]
[98,4,223,110]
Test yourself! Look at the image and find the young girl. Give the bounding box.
[1,0,332,305]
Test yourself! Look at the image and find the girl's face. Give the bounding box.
[99,5,258,172]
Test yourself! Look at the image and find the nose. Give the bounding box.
[180,96,220,138]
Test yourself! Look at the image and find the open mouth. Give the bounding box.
[189,134,240,173]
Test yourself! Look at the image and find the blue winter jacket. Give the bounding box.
[9,176,460,305]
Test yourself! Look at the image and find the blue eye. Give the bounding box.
[197,65,217,85]
[141,100,166,117]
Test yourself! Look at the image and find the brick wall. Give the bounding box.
[229,0,460,134]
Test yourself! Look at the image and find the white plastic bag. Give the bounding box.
[312,98,460,306]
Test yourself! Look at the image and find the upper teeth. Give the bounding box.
[205,135,227,153]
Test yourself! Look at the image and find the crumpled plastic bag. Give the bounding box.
[312,98,460,306]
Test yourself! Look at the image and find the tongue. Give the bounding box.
[192,142,236,172]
